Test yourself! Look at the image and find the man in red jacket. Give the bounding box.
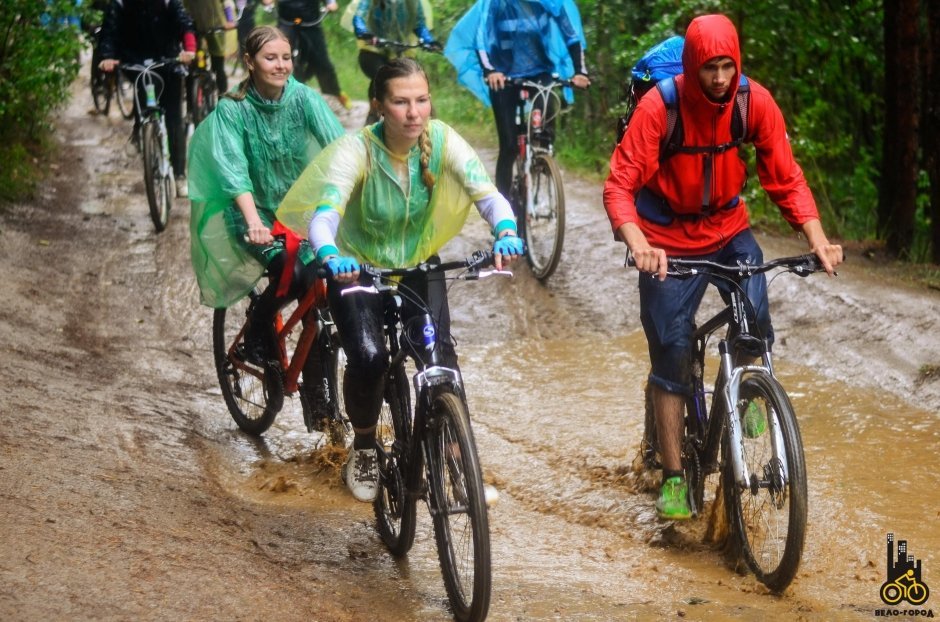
[603,14,843,519]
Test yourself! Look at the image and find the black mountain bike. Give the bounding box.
[341,250,507,622]
[633,253,823,593]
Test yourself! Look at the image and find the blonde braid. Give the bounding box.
[419,128,435,192]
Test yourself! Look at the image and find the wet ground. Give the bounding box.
[1,70,939,621]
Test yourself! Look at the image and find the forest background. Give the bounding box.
[2,0,938,268]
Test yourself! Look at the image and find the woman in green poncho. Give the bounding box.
[277,57,524,503]
[188,25,344,365]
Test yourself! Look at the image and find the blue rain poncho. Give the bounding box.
[188,76,344,308]
[444,0,586,106]
[277,119,497,268]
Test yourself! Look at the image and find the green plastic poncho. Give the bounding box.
[189,76,344,308]
[277,119,495,268]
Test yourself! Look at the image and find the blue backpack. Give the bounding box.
[615,35,751,161]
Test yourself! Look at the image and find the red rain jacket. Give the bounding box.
[603,14,819,256]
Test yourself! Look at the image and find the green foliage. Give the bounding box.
[0,0,86,202]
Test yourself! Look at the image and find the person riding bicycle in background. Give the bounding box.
[603,14,843,520]
[444,0,590,204]
[98,0,197,198]
[275,0,351,110]
[188,26,344,405]
[277,58,524,503]
[183,0,237,95]
[345,0,441,123]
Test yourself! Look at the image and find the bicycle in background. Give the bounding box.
[507,78,571,280]
[122,58,184,232]
[89,26,134,119]
[343,250,504,622]
[633,253,822,592]
[187,27,230,130]
[213,239,350,445]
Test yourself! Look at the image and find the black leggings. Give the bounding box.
[281,20,341,96]
[328,267,458,430]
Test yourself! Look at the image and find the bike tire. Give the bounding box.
[307,328,351,447]
[722,373,807,592]
[192,74,218,126]
[141,121,172,232]
[212,296,283,436]
[640,381,659,470]
[426,390,491,622]
[373,363,417,556]
[523,153,565,280]
[114,70,134,120]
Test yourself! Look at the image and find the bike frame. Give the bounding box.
[509,79,567,216]
[125,58,180,178]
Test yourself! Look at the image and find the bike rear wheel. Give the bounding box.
[723,373,807,592]
[426,390,491,622]
[523,153,565,280]
[212,294,283,435]
[141,120,173,232]
[373,363,417,556]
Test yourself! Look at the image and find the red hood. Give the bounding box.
[681,14,742,109]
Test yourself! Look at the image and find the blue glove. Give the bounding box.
[414,25,435,45]
[325,256,360,277]
[493,235,525,258]
[352,16,372,40]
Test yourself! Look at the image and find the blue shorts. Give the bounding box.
[638,229,774,395]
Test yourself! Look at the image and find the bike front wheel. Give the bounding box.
[523,153,565,280]
[212,294,283,435]
[426,390,491,622]
[373,363,417,556]
[191,73,218,126]
[90,58,111,115]
[141,120,173,232]
[723,373,807,592]
[114,70,134,120]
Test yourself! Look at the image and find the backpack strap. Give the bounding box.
[655,77,681,162]
[658,75,751,161]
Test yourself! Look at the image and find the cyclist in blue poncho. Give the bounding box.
[445,0,589,200]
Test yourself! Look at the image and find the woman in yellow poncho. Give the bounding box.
[188,26,343,366]
[277,58,524,502]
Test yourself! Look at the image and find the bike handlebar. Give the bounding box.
[340,251,512,296]
[505,77,577,89]
[359,36,442,53]
[120,57,185,73]
[626,253,826,279]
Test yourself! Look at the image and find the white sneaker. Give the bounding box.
[344,448,378,502]
[175,175,188,199]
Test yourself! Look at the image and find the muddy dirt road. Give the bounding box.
[1,73,939,621]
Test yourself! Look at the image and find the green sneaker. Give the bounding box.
[656,476,692,520]
[743,401,767,438]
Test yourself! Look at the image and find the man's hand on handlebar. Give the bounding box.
[485,71,507,91]
[99,58,120,72]
[492,233,524,270]
[571,74,591,89]
[630,245,668,281]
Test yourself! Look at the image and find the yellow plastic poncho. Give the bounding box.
[189,76,344,308]
[277,119,495,268]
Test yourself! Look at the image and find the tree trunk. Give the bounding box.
[878,0,920,257]
[925,0,940,263]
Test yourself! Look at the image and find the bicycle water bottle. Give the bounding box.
[197,49,207,69]
[531,107,542,134]
[145,83,157,108]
